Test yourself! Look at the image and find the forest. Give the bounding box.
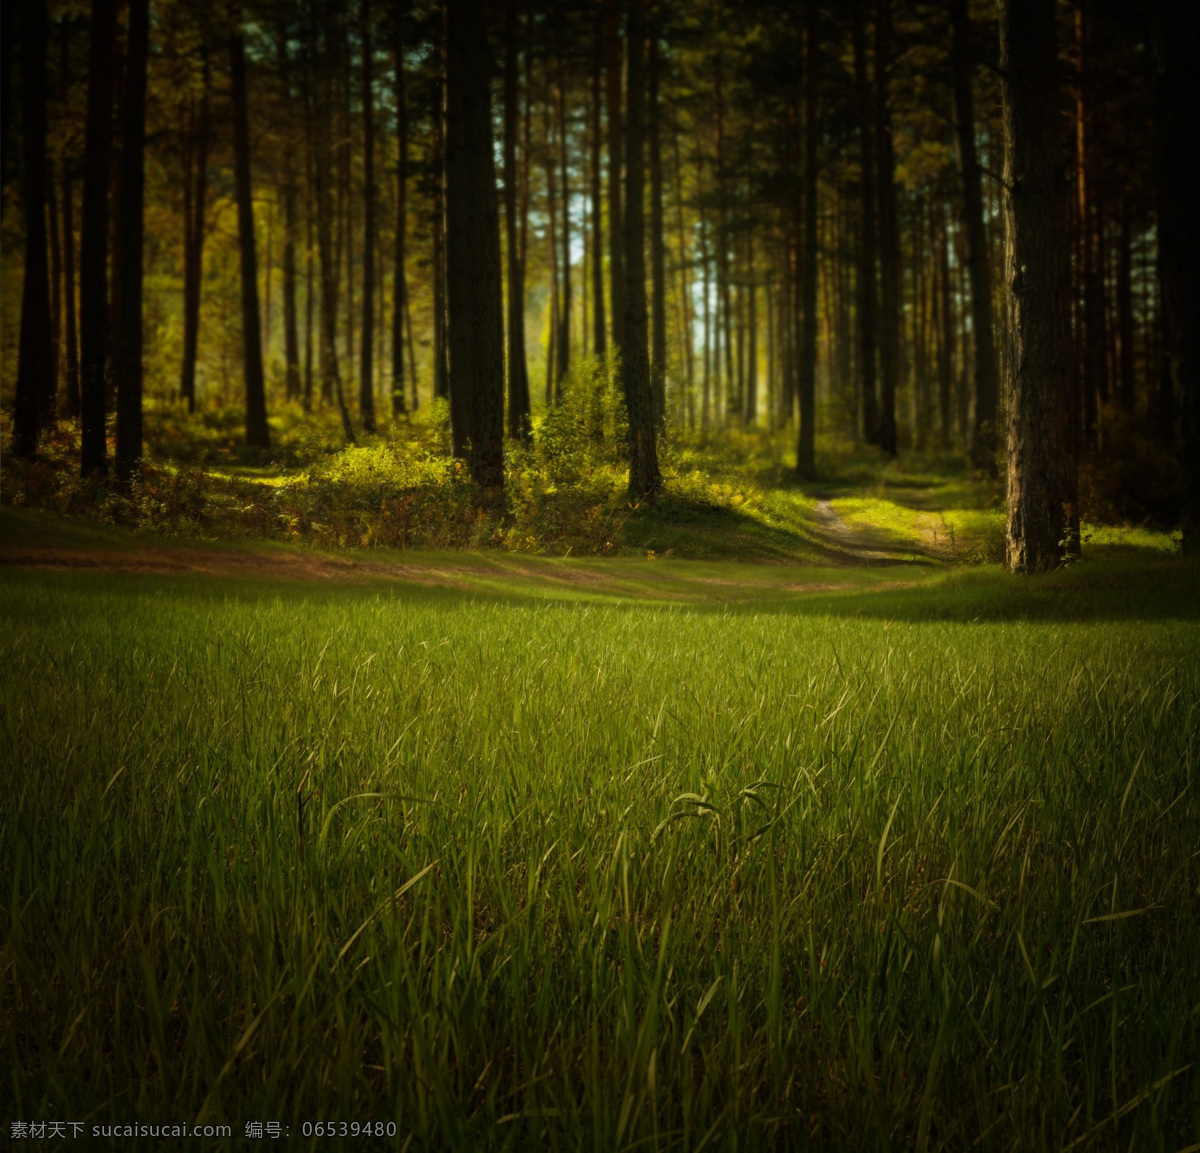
[2,0,1199,1149]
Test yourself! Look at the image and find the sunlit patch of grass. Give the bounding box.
[2,554,1197,1150]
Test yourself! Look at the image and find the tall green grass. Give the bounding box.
[2,566,1198,1149]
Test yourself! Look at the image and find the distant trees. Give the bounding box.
[1,0,1189,558]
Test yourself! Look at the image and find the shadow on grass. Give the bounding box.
[3,545,1196,627]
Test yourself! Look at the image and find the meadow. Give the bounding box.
[2,517,1198,1150]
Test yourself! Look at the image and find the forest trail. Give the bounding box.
[806,497,958,565]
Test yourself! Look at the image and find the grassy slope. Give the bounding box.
[2,532,1198,1150]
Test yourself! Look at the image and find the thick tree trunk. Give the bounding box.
[79,0,118,477]
[180,58,210,414]
[622,0,661,499]
[746,236,757,426]
[604,0,625,356]
[949,0,1000,472]
[1001,0,1076,572]
[115,0,148,483]
[648,30,666,423]
[444,0,505,490]
[13,0,52,456]
[359,0,376,433]
[796,6,819,479]
[1151,0,1199,553]
[852,0,880,444]
[503,0,531,440]
[874,0,899,456]
[230,27,271,449]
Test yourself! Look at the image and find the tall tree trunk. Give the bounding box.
[303,61,315,413]
[542,87,560,406]
[63,160,80,417]
[392,9,410,415]
[622,0,661,499]
[1001,0,1076,572]
[716,54,734,419]
[1116,195,1135,411]
[671,110,694,426]
[432,57,449,402]
[949,0,999,472]
[936,194,954,449]
[359,0,376,433]
[797,5,819,479]
[604,0,625,356]
[746,236,757,426]
[115,0,148,483]
[47,151,62,408]
[230,26,271,449]
[700,194,711,429]
[276,28,301,404]
[590,9,606,358]
[852,0,880,444]
[648,28,666,423]
[1151,0,1198,553]
[874,0,899,456]
[444,0,505,490]
[13,0,51,456]
[503,0,531,439]
[79,0,118,476]
[180,57,210,415]
[1075,7,1106,445]
[555,23,571,386]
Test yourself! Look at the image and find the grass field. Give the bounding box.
[2,512,1198,1150]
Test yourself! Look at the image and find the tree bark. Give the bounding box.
[432,55,449,403]
[230,26,271,449]
[359,0,376,433]
[797,5,819,479]
[276,28,301,404]
[604,0,625,356]
[852,0,880,444]
[79,0,118,476]
[590,9,606,359]
[115,0,148,483]
[648,29,666,423]
[503,0,531,440]
[444,0,505,490]
[555,22,571,387]
[13,0,52,456]
[1151,0,1199,553]
[180,56,210,414]
[1001,0,1076,572]
[392,11,410,416]
[949,0,999,472]
[622,0,661,499]
[874,0,899,456]
[62,159,80,417]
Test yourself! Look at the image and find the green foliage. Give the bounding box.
[2,558,1198,1149]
